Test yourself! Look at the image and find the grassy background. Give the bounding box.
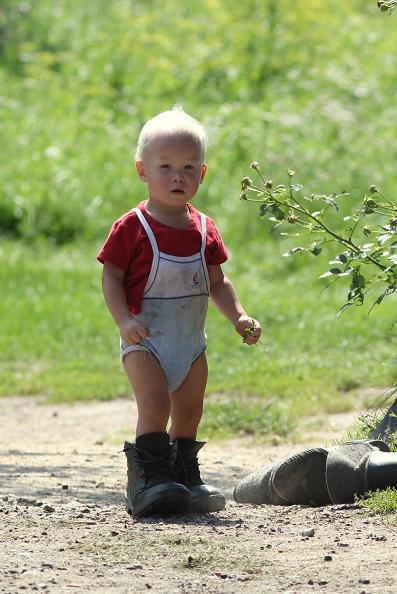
[1,0,397,437]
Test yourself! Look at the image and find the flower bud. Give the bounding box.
[287,169,295,177]
[378,1,390,12]
[265,180,273,189]
[362,225,372,236]
[250,161,259,171]
[287,215,298,224]
[241,176,252,189]
[239,192,248,201]
[369,185,379,194]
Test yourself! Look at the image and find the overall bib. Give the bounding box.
[121,207,210,392]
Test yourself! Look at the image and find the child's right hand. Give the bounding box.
[119,317,149,344]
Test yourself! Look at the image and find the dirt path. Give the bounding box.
[1,396,396,594]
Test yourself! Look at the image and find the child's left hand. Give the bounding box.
[235,315,262,345]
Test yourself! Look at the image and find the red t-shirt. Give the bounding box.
[97,202,229,314]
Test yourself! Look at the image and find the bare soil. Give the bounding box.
[1,395,396,594]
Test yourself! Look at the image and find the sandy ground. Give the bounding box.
[1,395,396,594]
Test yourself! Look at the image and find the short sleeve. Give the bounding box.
[205,217,229,265]
[97,217,136,271]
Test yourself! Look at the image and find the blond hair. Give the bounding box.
[135,106,208,161]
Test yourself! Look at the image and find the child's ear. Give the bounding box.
[200,163,208,184]
[135,160,147,182]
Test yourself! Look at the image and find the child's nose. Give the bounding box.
[172,170,184,182]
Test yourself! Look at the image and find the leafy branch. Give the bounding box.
[240,164,397,319]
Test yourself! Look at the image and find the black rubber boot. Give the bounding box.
[367,451,397,490]
[174,438,226,513]
[123,432,190,518]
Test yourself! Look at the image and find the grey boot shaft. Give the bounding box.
[326,439,390,504]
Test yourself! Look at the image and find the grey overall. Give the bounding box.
[120,207,210,392]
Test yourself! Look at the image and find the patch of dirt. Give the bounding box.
[1,395,396,593]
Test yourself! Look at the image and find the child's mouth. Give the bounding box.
[171,189,185,194]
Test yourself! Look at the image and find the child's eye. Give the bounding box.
[160,164,170,169]
[185,165,194,170]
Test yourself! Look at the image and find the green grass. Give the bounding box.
[1,239,396,437]
[199,395,295,440]
[356,488,397,523]
[1,1,397,246]
[0,240,126,401]
[1,1,397,437]
[337,403,397,448]
[338,410,397,522]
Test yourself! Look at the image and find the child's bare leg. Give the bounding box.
[169,353,225,512]
[122,350,191,517]
[123,350,171,438]
[169,353,208,440]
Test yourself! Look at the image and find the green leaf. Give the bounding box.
[319,268,342,278]
[337,301,354,317]
[322,194,339,211]
[329,267,343,274]
[309,243,322,256]
[375,291,388,305]
[378,233,392,245]
[259,203,269,217]
[329,254,349,265]
[282,247,305,257]
[369,286,396,312]
[270,205,286,221]
[353,273,366,289]
[330,253,349,264]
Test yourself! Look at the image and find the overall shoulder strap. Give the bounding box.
[132,208,158,252]
[132,207,159,295]
[199,213,210,294]
[199,212,207,253]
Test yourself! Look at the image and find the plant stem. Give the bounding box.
[265,188,388,272]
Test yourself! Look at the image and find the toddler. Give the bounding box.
[97,107,261,517]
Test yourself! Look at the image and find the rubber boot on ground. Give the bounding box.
[124,432,190,518]
[233,463,288,505]
[326,439,391,503]
[271,447,330,506]
[233,447,330,506]
[174,438,226,513]
[367,450,397,490]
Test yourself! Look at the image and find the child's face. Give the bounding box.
[135,134,207,209]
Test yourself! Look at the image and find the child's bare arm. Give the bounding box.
[102,261,149,343]
[208,265,261,344]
